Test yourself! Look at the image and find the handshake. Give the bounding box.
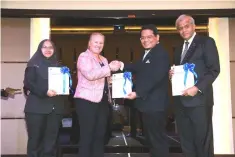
[109,60,122,72]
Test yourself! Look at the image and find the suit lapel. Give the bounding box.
[181,35,199,64]
[87,49,103,67]
[141,51,145,61]
[142,49,152,63]
[175,45,183,65]
[143,52,151,63]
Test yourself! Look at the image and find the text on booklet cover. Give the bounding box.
[112,72,133,98]
[48,67,71,95]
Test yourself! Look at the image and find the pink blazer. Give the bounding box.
[74,49,111,103]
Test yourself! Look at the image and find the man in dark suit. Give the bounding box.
[119,24,170,157]
[170,14,220,157]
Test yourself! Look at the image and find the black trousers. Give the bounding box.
[70,110,80,144]
[25,111,63,157]
[130,105,138,136]
[126,102,143,136]
[142,111,169,157]
[104,104,113,145]
[75,98,109,157]
[175,105,214,157]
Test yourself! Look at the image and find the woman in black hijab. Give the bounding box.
[24,39,65,157]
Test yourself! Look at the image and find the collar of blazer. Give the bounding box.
[142,44,160,63]
[142,50,152,63]
[180,34,200,65]
[86,49,106,64]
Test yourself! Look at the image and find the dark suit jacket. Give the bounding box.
[124,43,170,112]
[24,66,66,114]
[173,34,220,107]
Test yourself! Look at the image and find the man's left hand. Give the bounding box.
[125,92,137,100]
[182,86,199,97]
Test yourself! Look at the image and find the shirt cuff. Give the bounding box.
[120,62,124,71]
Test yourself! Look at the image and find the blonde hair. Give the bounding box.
[87,32,105,49]
[89,32,105,41]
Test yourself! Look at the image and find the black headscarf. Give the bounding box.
[27,39,59,79]
[27,39,58,67]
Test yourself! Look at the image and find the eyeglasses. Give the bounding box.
[140,35,155,41]
[42,46,54,50]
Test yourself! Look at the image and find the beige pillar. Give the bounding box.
[30,18,50,57]
[1,18,30,155]
[1,18,51,155]
[229,18,235,153]
[208,18,234,154]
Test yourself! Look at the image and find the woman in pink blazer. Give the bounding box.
[74,32,120,157]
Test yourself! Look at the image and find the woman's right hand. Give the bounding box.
[47,90,57,97]
[109,60,121,72]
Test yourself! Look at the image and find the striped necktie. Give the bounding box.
[180,41,189,63]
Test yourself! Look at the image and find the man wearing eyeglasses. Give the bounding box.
[118,24,170,157]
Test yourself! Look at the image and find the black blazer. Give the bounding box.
[124,43,170,112]
[24,66,66,114]
[173,34,220,107]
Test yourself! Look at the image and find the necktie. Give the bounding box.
[180,41,189,63]
[143,50,149,61]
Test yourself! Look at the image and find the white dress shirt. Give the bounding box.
[142,49,151,61]
[181,32,196,55]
